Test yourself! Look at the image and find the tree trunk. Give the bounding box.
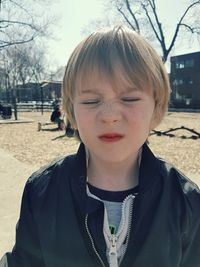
[12,89,18,120]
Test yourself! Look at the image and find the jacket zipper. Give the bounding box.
[122,196,134,256]
[105,195,135,267]
[108,234,118,267]
[85,214,106,267]
[120,195,135,265]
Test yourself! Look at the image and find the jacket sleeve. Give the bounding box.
[181,188,200,267]
[0,181,45,267]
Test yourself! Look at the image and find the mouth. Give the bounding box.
[98,133,124,142]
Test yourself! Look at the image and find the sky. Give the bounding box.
[46,0,104,70]
[46,0,199,72]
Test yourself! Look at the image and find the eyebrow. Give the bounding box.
[80,89,101,95]
[121,87,138,93]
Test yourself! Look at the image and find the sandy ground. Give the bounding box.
[0,111,199,256]
[0,111,199,179]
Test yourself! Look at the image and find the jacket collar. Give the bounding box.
[68,143,88,215]
[138,143,160,194]
[71,142,87,182]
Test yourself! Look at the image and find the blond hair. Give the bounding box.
[62,25,170,131]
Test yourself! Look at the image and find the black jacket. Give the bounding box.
[1,143,200,267]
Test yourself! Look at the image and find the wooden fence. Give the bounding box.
[16,103,53,111]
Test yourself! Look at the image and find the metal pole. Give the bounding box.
[40,86,44,115]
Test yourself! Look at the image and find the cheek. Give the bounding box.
[74,107,91,130]
[126,106,155,129]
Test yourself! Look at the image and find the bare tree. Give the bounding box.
[0,0,56,49]
[0,42,47,119]
[90,0,200,62]
[48,66,65,82]
[1,45,44,88]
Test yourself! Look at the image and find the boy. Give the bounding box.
[1,25,200,267]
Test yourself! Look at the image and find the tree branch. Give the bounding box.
[141,2,161,42]
[167,1,200,58]
[0,0,55,50]
[125,0,140,32]
[117,6,137,31]
[0,36,35,49]
[0,19,38,30]
[180,23,200,34]
[145,0,168,60]
[8,0,34,20]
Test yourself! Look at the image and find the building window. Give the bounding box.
[173,78,193,86]
[185,59,194,67]
[175,59,194,69]
[176,61,184,69]
[173,79,183,85]
[175,91,192,101]
[185,77,193,85]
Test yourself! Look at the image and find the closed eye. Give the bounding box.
[121,98,140,102]
[81,100,100,105]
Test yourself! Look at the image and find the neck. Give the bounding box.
[87,153,140,191]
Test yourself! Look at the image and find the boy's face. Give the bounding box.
[73,77,157,164]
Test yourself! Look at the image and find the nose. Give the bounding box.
[98,100,121,124]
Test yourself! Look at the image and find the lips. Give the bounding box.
[98,133,124,142]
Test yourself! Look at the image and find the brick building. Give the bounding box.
[41,81,62,101]
[0,81,62,103]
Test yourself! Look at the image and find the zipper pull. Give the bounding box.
[109,235,118,267]
[109,235,117,255]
